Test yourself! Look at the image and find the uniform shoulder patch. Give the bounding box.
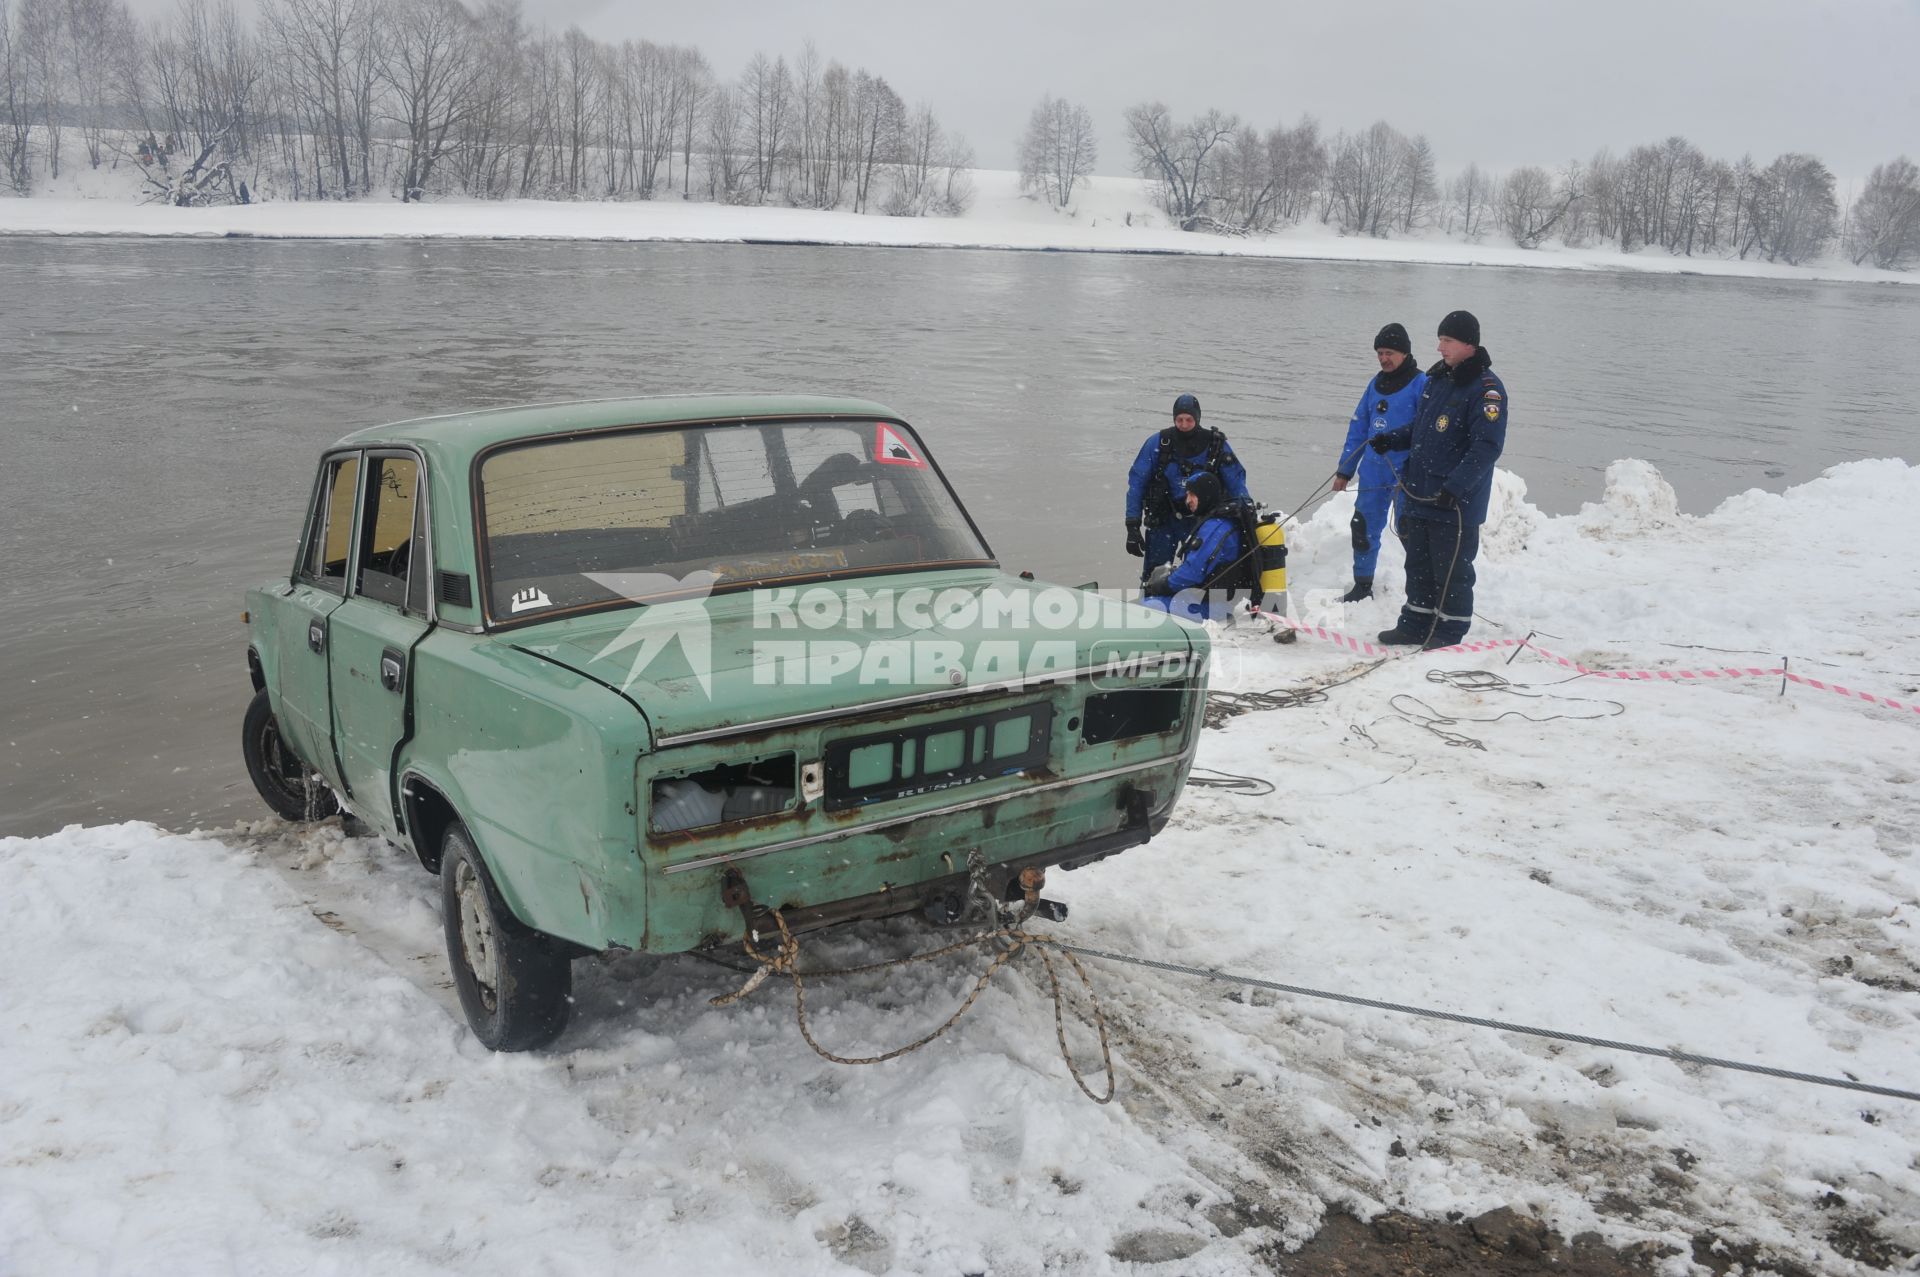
[1483,403,1501,421]
[1482,387,1502,400]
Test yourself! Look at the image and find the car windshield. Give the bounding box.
[478,419,993,621]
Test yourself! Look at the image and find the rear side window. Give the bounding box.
[354,455,423,610]
[300,455,361,593]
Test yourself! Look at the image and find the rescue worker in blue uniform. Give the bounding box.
[1139,472,1245,622]
[1370,310,1508,649]
[1125,393,1250,585]
[1332,323,1424,601]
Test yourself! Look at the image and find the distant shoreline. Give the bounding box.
[3,186,1913,289]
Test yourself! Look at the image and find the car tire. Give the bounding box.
[441,822,572,1051]
[241,687,342,822]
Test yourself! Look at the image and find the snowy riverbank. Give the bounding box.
[3,168,1913,289]
[3,459,1918,1274]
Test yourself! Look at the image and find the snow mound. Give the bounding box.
[1476,469,1540,560]
[1578,459,1684,539]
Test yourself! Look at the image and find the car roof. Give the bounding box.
[331,394,905,461]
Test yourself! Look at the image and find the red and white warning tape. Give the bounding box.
[1259,615,1919,717]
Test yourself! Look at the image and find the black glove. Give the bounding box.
[1144,563,1173,596]
[1432,490,1458,511]
[1124,519,1144,557]
[1368,434,1394,454]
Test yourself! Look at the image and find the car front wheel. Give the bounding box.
[241,687,342,822]
[441,822,572,1051]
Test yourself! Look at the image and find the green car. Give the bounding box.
[241,396,1208,1049]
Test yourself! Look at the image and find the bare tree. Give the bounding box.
[1266,114,1326,224]
[1753,152,1838,264]
[617,39,681,197]
[2,0,36,192]
[447,0,523,198]
[16,0,61,178]
[555,26,598,196]
[378,0,481,202]
[1499,162,1581,248]
[63,0,133,169]
[258,0,380,197]
[782,48,849,208]
[703,79,744,200]
[1018,93,1095,207]
[845,68,899,214]
[1447,162,1491,239]
[884,99,940,215]
[935,130,972,215]
[1398,134,1437,232]
[1329,120,1409,236]
[513,30,561,195]
[1727,154,1764,258]
[674,45,707,197]
[1206,122,1276,232]
[1123,101,1237,227]
[1847,157,1920,269]
[739,50,788,200]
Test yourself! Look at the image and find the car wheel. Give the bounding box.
[241,687,342,822]
[441,822,572,1051]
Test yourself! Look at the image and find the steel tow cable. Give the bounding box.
[702,917,1919,1103]
[1053,944,1920,1104]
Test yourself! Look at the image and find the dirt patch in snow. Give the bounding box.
[1274,1207,1651,1275]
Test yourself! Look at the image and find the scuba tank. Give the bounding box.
[1255,511,1288,619]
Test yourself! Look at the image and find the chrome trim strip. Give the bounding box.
[651,652,1186,747]
[660,753,1184,875]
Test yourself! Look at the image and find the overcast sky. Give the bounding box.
[523,0,1916,180]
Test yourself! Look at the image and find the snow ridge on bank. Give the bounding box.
[2,459,1917,1275]
[3,169,1913,289]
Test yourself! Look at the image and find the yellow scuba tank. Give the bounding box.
[1255,514,1288,616]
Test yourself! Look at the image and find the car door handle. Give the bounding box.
[308,621,325,653]
[379,647,406,694]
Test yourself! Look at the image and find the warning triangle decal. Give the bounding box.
[873,422,927,468]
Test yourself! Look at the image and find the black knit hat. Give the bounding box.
[1437,310,1481,346]
[1187,471,1223,511]
[1373,323,1411,355]
[1172,393,1201,422]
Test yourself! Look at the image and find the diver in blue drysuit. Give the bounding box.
[1124,393,1250,585]
[1139,472,1246,622]
[1332,323,1424,602]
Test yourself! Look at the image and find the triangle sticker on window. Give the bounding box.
[873,422,927,468]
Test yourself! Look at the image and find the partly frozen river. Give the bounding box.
[3,237,1916,834]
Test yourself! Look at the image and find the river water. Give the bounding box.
[2,237,1915,835]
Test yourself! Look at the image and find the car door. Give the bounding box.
[274,452,362,791]
[327,450,433,835]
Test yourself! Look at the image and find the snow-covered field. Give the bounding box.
[4,459,1918,1275]
[3,167,1913,289]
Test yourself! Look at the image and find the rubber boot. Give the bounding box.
[1341,577,1374,603]
[1376,628,1422,646]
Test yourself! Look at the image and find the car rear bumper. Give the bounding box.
[715,787,1168,947]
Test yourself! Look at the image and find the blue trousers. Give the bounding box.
[1352,483,1406,578]
[1395,515,1478,645]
